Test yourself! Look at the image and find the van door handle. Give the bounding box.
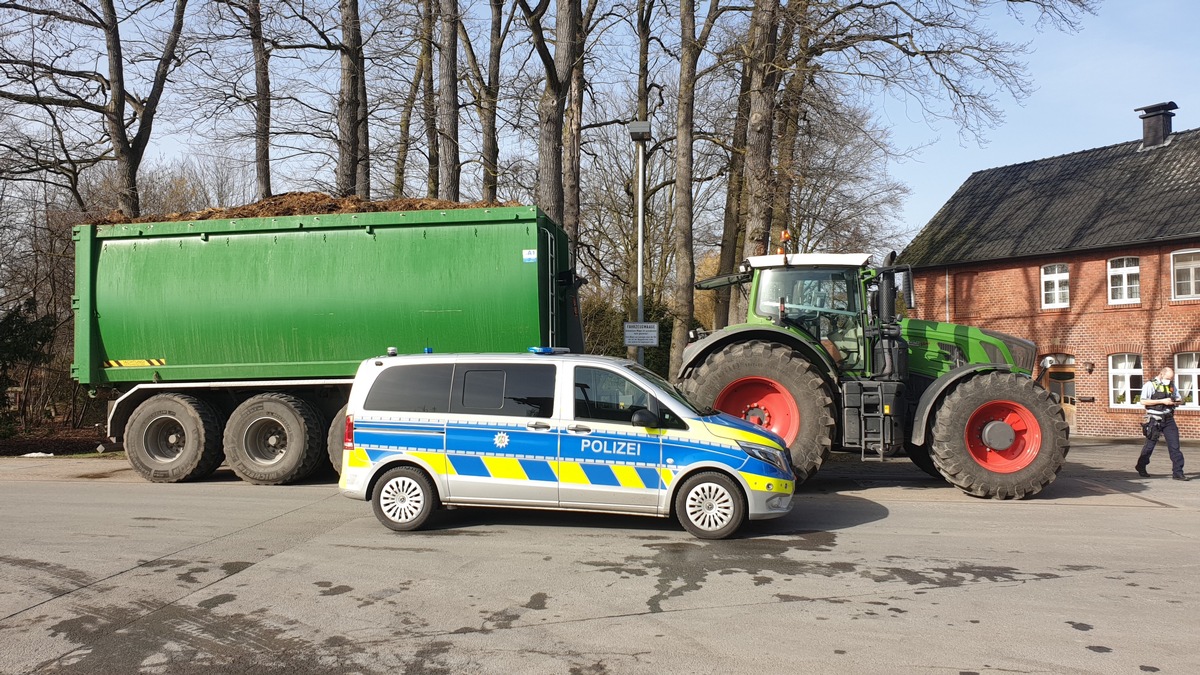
[567,424,591,433]
[526,421,551,430]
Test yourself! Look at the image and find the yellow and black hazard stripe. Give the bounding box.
[103,359,167,368]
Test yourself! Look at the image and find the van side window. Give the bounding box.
[574,367,650,425]
[451,363,556,418]
[364,364,453,412]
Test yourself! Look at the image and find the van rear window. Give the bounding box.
[364,364,453,412]
[452,363,556,418]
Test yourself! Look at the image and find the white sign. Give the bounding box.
[522,249,538,262]
[624,322,659,347]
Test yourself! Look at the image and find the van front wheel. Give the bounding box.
[674,472,746,540]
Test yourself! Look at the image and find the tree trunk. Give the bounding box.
[421,0,439,198]
[393,53,427,198]
[562,43,585,260]
[480,0,503,203]
[336,0,364,197]
[437,0,460,201]
[715,58,752,329]
[247,0,272,200]
[356,46,371,199]
[734,0,781,321]
[668,0,702,379]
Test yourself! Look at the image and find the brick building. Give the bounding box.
[899,102,1200,439]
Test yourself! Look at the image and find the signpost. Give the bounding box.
[624,322,659,348]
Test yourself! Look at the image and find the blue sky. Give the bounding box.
[886,0,1200,243]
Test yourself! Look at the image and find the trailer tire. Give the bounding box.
[125,394,224,483]
[680,340,835,483]
[327,404,348,475]
[224,393,325,485]
[930,372,1069,499]
[674,471,747,540]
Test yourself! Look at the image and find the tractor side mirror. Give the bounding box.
[901,268,915,311]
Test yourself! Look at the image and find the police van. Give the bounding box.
[339,350,795,539]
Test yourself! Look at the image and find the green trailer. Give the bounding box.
[74,205,582,484]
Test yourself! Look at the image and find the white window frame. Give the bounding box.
[1041,263,1069,309]
[1107,256,1140,305]
[1109,353,1143,408]
[1173,249,1200,300]
[1176,352,1200,409]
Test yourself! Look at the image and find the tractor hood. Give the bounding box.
[701,412,789,450]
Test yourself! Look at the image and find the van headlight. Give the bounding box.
[738,440,792,477]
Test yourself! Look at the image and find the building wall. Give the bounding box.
[910,242,1200,439]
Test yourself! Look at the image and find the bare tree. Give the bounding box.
[436,0,461,200]
[668,0,725,376]
[517,0,582,226]
[0,0,190,218]
[458,0,511,203]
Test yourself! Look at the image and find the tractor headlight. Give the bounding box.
[738,441,793,477]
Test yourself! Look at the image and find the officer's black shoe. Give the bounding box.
[1172,473,1190,481]
[1136,466,1150,477]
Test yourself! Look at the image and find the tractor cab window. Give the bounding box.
[755,267,864,370]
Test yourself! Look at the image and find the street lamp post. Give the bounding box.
[628,120,651,365]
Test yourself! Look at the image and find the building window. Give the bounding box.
[1173,250,1200,299]
[1041,263,1069,309]
[1176,352,1200,408]
[1108,257,1140,304]
[1109,353,1143,407]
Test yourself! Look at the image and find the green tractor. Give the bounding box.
[679,252,1069,499]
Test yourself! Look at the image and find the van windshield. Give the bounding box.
[626,364,703,415]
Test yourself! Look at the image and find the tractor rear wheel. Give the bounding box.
[680,340,835,482]
[929,372,1069,499]
[904,441,943,480]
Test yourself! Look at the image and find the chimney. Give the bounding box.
[1135,101,1178,148]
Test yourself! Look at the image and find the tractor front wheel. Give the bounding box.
[680,340,835,483]
[930,372,1069,499]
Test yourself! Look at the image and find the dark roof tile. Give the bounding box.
[899,128,1200,268]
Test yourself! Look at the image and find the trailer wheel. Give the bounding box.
[673,471,747,539]
[930,372,1069,499]
[224,393,325,485]
[327,404,349,475]
[372,466,438,531]
[125,394,224,483]
[680,340,835,482]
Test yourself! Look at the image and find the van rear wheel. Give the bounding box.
[372,467,438,531]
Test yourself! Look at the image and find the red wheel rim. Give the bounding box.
[714,377,801,444]
[964,400,1042,473]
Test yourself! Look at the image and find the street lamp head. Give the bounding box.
[628,120,652,142]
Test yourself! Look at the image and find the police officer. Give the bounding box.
[1135,366,1188,480]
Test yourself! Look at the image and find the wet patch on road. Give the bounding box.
[522,592,549,610]
[313,581,353,596]
[197,593,236,610]
[0,555,93,597]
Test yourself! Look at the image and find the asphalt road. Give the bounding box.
[1,439,1197,674]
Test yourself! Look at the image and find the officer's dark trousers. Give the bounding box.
[1137,416,1184,476]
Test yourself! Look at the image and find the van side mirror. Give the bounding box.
[631,408,660,428]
